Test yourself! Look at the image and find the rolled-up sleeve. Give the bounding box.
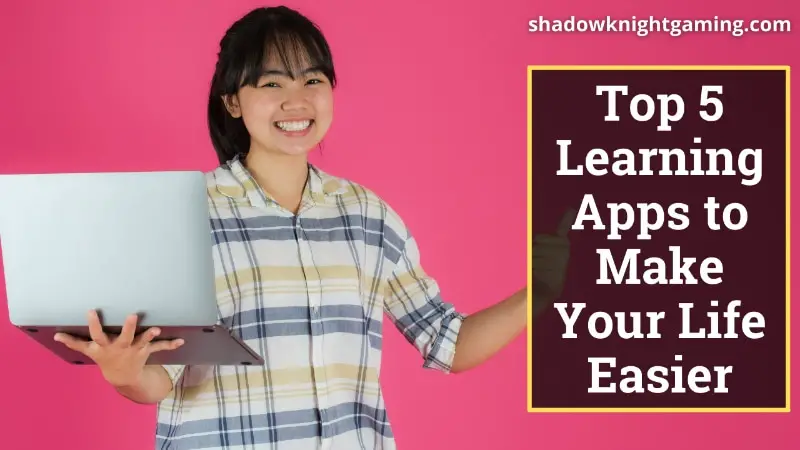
[384,231,465,373]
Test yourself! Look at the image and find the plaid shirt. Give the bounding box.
[155,156,464,450]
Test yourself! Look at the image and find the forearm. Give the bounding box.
[450,287,528,373]
[114,365,174,404]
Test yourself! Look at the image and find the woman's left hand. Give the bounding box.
[531,209,576,314]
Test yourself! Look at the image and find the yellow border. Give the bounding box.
[526,64,791,413]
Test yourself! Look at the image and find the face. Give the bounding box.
[224,54,333,158]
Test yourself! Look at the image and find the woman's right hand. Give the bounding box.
[54,310,184,388]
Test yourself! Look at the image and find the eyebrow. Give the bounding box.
[259,66,325,78]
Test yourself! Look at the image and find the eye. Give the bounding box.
[260,81,280,88]
[306,78,324,85]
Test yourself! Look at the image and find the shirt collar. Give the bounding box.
[214,154,347,210]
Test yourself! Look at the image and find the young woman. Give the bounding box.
[54,5,571,449]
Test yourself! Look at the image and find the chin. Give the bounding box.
[279,137,324,155]
[271,143,318,158]
[250,137,320,159]
[283,139,319,152]
[281,148,315,157]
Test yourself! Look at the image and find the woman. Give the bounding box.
[54,5,571,449]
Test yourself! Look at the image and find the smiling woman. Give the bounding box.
[49,5,553,450]
[207,6,337,165]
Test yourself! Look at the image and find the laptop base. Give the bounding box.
[17,324,264,366]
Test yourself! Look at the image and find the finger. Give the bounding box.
[533,234,569,246]
[116,314,139,346]
[533,254,570,267]
[533,243,570,252]
[133,327,161,348]
[86,310,111,346]
[147,339,185,354]
[556,208,578,237]
[533,256,569,267]
[54,333,91,354]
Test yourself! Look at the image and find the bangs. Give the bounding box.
[233,24,334,91]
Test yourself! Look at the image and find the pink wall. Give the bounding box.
[0,0,797,448]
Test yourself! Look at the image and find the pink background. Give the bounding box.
[0,0,796,449]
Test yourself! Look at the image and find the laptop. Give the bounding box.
[0,170,263,367]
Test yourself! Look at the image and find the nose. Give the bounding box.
[281,86,310,112]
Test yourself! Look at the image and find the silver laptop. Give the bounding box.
[0,170,262,367]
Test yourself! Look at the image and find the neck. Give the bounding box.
[244,150,309,214]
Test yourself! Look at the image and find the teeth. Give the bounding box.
[276,120,311,132]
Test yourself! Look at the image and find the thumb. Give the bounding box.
[54,333,90,355]
[556,208,578,237]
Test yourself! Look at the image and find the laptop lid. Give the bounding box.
[0,170,219,328]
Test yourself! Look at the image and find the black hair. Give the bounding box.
[207,6,336,165]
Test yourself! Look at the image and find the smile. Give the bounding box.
[275,119,313,132]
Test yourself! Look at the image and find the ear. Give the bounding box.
[222,95,242,118]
